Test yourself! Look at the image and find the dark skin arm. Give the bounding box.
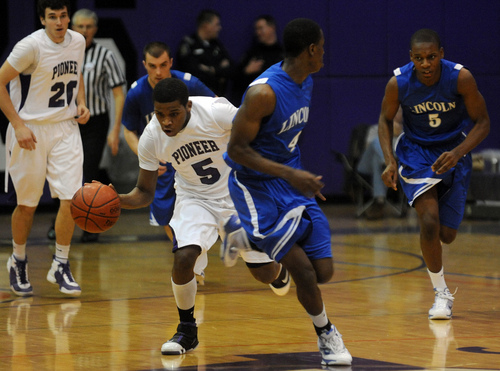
[431,68,490,174]
[378,68,490,190]
[118,168,158,209]
[227,84,326,200]
[378,76,401,191]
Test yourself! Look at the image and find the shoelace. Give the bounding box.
[59,262,75,282]
[321,328,345,353]
[16,261,29,284]
[437,287,458,301]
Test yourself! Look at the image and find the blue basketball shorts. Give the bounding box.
[396,134,472,230]
[227,171,332,262]
[149,162,176,226]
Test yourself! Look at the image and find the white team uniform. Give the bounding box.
[138,96,273,274]
[5,29,85,205]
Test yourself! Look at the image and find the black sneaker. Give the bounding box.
[161,322,199,355]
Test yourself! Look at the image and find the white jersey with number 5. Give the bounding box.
[7,29,85,124]
[138,96,236,199]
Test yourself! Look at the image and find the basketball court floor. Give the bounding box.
[0,203,499,370]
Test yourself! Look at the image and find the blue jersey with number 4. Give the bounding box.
[224,62,313,178]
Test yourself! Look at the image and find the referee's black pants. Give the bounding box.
[79,113,110,184]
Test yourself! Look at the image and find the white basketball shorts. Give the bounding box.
[169,192,273,275]
[6,120,83,206]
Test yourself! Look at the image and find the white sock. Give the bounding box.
[55,243,70,264]
[171,277,197,310]
[428,266,447,290]
[309,304,329,328]
[12,240,26,261]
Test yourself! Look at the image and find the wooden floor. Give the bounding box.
[0,203,499,371]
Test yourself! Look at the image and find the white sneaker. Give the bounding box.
[7,255,33,296]
[47,256,81,296]
[220,215,251,267]
[428,288,454,320]
[318,325,352,366]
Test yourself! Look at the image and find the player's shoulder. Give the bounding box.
[192,95,231,106]
[171,69,195,82]
[67,29,86,44]
[129,75,148,91]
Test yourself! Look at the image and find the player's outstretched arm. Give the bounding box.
[118,168,158,209]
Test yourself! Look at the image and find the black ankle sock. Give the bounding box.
[314,320,332,336]
[178,306,195,324]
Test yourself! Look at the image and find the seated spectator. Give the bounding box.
[232,15,284,103]
[176,9,233,96]
[356,107,403,219]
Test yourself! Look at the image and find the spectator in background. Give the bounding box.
[70,8,127,242]
[356,107,403,219]
[232,15,284,104]
[176,9,233,97]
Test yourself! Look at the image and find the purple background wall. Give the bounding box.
[2,0,499,197]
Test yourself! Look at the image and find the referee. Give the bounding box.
[72,8,126,242]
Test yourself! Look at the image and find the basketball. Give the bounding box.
[70,183,121,233]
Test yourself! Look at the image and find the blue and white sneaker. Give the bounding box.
[7,255,33,297]
[318,325,352,366]
[429,288,454,320]
[46,256,81,296]
[220,215,251,267]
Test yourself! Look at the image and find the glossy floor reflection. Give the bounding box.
[1,204,499,370]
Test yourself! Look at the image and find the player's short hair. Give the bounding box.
[143,41,171,61]
[37,0,70,18]
[153,78,189,107]
[197,9,220,27]
[72,8,98,26]
[410,29,442,49]
[283,18,322,58]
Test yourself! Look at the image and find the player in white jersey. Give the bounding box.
[118,78,290,356]
[0,0,90,297]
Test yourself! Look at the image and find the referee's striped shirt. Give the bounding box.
[83,42,126,117]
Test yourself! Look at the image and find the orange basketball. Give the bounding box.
[70,183,121,233]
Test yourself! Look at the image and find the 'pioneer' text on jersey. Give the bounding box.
[172,140,220,165]
[52,60,79,80]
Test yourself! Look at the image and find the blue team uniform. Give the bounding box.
[224,62,332,262]
[122,71,215,225]
[394,59,473,229]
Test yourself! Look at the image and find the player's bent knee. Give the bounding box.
[440,227,457,245]
[173,245,201,272]
[311,258,334,284]
[246,262,278,284]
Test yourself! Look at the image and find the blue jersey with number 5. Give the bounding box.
[395,59,473,146]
